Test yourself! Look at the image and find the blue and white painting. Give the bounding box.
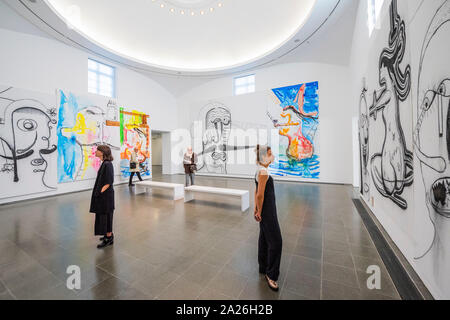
[267,81,320,179]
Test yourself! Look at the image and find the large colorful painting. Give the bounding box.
[267,81,320,178]
[56,90,120,182]
[119,108,151,178]
[0,86,58,199]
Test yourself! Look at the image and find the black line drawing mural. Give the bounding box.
[359,80,370,200]
[368,0,413,210]
[195,102,252,174]
[0,87,57,196]
[413,0,450,266]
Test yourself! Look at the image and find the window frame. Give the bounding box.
[88,58,116,98]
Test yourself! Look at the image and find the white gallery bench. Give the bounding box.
[134,181,185,200]
[184,185,250,212]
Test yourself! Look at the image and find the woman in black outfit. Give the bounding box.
[254,145,282,291]
[90,145,115,249]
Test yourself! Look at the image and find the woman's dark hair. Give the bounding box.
[256,144,271,165]
[97,145,114,161]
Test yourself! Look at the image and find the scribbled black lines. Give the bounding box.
[413,0,450,260]
[0,87,57,190]
[368,0,413,210]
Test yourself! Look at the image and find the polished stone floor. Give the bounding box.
[0,167,400,300]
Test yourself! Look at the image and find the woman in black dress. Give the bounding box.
[90,145,115,249]
[254,145,282,291]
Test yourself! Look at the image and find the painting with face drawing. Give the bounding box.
[410,0,450,299]
[0,86,57,199]
[194,102,253,174]
[267,81,320,179]
[56,90,120,183]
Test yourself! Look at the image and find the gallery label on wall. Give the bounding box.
[267,81,320,179]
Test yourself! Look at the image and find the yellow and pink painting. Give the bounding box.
[57,90,119,182]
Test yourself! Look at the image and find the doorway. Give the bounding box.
[151,130,171,177]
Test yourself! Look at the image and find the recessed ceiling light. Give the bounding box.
[294,39,300,43]
[170,8,174,13]
[210,7,214,12]
[181,10,185,15]
[218,3,223,7]
[191,11,195,16]
[200,11,204,15]
[160,4,164,8]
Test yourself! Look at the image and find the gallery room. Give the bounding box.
[0,0,448,305]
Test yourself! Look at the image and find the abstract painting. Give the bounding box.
[119,108,151,178]
[57,90,120,183]
[0,86,57,199]
[368,0,413,210]
[359,82,370,200]
[411,0,450,298]
[267,81,319,178]
[195,102,253,174]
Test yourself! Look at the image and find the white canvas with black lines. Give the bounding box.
[0,85,58,200]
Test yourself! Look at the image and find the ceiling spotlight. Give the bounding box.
[181,10,185,15]
[191,11,195,16]
[170,8,174,13]
[210,7,214,12]
[200,11,204,15]
[218,3,223,7]
[160,4,165,8]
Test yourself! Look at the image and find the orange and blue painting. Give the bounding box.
[267,81,319,178]
[57,90,119,182]
[119,108,151,178]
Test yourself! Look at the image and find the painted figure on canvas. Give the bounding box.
[57,90,119,182]
[413,0,450,297]
[369,0,413,210]
[359,83,370,200]
[195,102,253,174]
[119,108,150,178]
[267,81,319,178]
[0,87,57,192]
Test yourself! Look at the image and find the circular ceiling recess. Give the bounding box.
[42,0,317,72]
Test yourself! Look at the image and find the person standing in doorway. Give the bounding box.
[183,147,198,186]
[129,146,143,186]
[254,144,282,291]
[90,145,115,249]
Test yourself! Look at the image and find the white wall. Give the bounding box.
[176,62,354,185]
[0,2,177,204]
[350,0,450,299]
[151,135,162,166]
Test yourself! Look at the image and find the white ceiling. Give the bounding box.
[6,0,353,76]
[45,0,316,72]
[2,0,358,95]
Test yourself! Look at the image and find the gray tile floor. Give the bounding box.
[0,167,400,300]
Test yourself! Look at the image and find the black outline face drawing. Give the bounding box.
[202,106,231,174]
[0,97,57,189]
[414,0,450,268]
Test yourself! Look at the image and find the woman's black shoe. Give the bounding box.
[99,233,113,242]
[97,236,114,249]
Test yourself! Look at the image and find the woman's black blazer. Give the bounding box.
[89,160,115,214]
